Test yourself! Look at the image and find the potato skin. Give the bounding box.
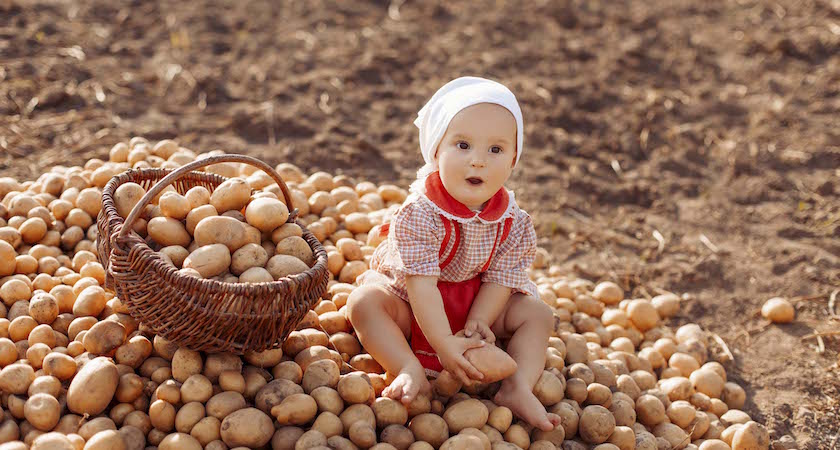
[220,407,274,448]
[67,357,119,415]
[442,399,489,433]
[276,236,315,266]
[83,320,127,357]
[230,243,268,276]
[85,429,128,450]
[731,421,770,450]
[245,198,290,232]
[147,217,191,247]
[194,216,250,252]
[24,393,61,431]
[0,363,36,395]
[653,422,689,450]
[114,183,146,219]
[462,344,517,383]
[579,405,616,444]
[183,244,231,278]
[266,254,309,279]
[409,413,449,448]
[761,297,794,323]
[210,178,251,213]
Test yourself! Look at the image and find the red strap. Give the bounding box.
[500,217,513,242]
[480,223,503,273]
[383,215,508,273]
[439,218,452,259]
[439,216,460,271]
[480,217,514,273]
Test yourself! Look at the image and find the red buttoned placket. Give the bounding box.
[380,172,515,375]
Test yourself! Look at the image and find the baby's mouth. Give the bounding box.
[466,177,484,186]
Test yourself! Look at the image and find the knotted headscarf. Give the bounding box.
[410,76,524,194]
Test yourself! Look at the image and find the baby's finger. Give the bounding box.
[458,356,484,381]
[480,325,495,343]
[453,367,471,385]
[464,321,478,338]
[460,337,486,351]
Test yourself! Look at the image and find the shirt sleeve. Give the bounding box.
[390,200,441,278]
[481,211,539,298]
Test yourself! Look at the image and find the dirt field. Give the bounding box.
[2,0,838,447]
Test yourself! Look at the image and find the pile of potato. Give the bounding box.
[0,138,773,450]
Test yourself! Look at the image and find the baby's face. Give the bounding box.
[434,103,517,210]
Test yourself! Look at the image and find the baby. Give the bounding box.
[347,77,559,431]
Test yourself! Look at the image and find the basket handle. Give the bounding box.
[119,154,296,239]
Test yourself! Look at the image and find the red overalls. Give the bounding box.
[379,212,514,374]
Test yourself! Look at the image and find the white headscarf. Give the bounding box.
[410,76,524,195]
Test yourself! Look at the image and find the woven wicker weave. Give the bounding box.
[97,155,329,354]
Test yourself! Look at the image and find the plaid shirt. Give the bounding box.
[358,192,539,302]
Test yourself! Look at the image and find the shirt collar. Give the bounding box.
[424,171,510,222]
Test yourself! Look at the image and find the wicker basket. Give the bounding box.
[97,155,329,354]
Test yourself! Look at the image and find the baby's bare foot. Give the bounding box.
[494,380,562,432]
[382,364,431,405]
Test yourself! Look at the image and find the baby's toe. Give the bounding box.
[401,380,420,404]
[536,417,555,432]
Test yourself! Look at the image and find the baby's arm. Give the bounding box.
[465,282,512,342]
[405,275,453,346]
[405,275,485,384]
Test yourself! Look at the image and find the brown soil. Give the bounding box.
[2,0,838,447]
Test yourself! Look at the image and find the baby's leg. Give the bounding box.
[490,293,561,432]
[346,285,430,404]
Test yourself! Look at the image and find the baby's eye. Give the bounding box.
[457,141,470,150]
[490,146,503,154]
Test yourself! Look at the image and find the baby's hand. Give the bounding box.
[435,335,486,385]
[464,319,495,344]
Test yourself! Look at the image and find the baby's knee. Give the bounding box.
[526,295,554,330]
[346,286,387,325]
[345,288,367,324]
